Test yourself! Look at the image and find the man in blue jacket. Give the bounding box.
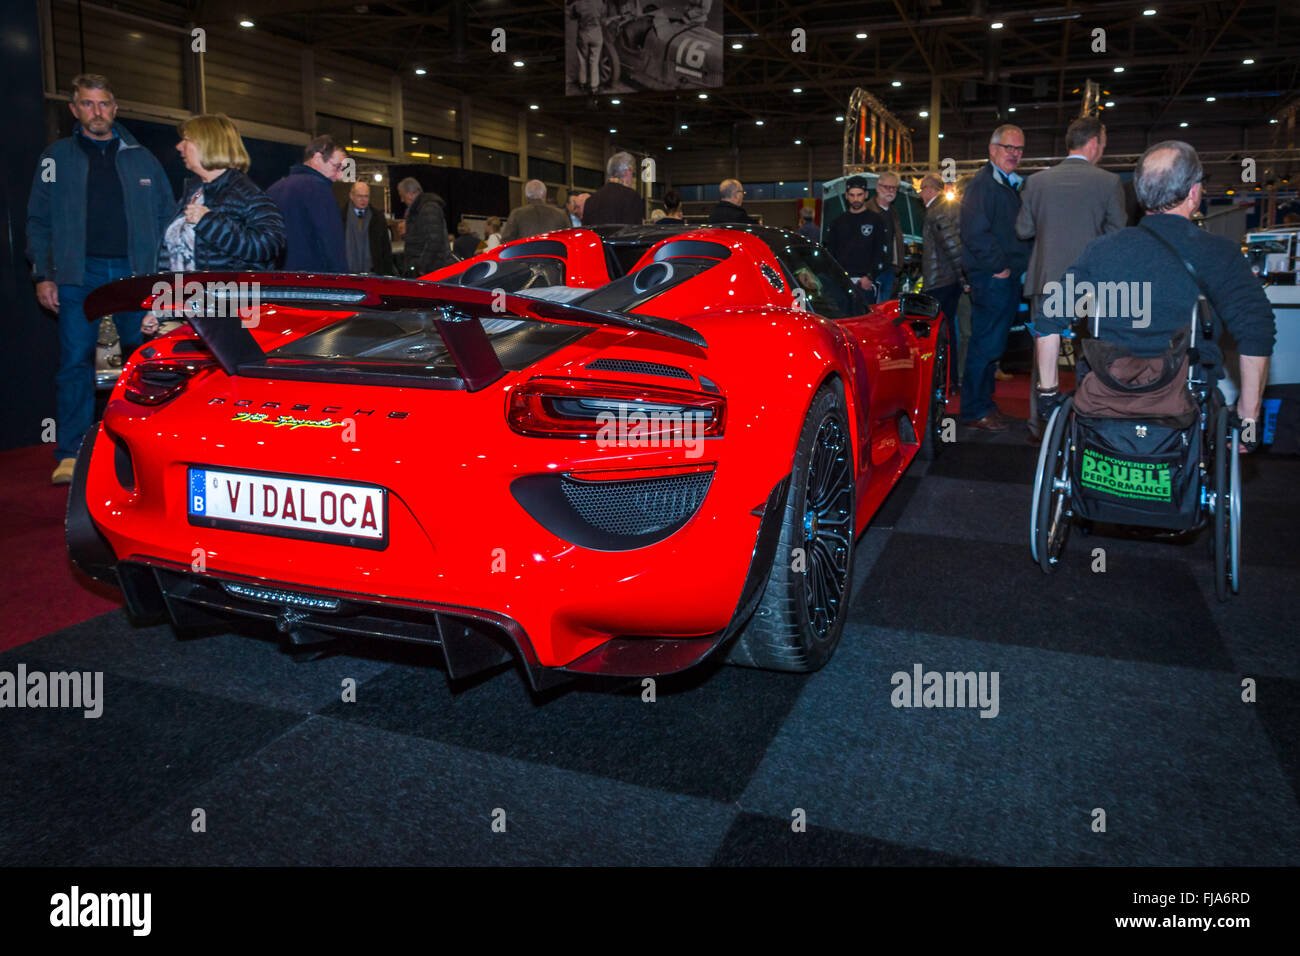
[266,135,348,273]
[959,124,1032,431]
[26,73,174,484]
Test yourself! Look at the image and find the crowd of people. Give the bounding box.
[25,71,1274,484]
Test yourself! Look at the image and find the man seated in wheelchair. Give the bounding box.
[1030,140,1274,526]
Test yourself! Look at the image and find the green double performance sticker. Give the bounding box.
[1080,449,1172,501]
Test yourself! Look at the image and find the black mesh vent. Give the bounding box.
[586,358,693,380]
[560,472,712,536]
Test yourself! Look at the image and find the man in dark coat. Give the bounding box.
[920,173,967,361]
[397,177,454,276]
[582,152,645,226]
[266,135,349,272]
[707,179,753,224]
[959,124,1032,431]
[341,181,394,275]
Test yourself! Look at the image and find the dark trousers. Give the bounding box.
[55,256,145,461]
[961,272,1020,421]
[930,282,962,358]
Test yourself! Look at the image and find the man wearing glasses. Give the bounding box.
[266,135,349,273]
[959,124,1033,431]
[707,179,753,224]
[866,171,905,301]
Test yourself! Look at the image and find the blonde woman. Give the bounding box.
[156,114,284,275]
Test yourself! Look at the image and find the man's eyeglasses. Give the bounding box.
[993,143,1025,154]
[876,184,899,191]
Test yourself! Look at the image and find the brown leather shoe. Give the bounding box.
[962,413,1008,432]
[994,368,1013,382]
[51,457,76,484]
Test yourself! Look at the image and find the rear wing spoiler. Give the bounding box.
[83,272,707,392]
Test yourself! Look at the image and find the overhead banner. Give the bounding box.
[565,0,723,96]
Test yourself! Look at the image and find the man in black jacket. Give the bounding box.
[582,152,645,226]
[959,124,1032,431]
[707,179,753,224]
[396,177,453,277]
[920,173,967,360]
[342,181,394,275]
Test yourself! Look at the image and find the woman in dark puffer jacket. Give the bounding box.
[155,114,284,269]
[147,114,285,333]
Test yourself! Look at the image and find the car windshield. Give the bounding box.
[766,237,870,319]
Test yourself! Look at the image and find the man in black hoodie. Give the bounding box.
[959,124,1032,431]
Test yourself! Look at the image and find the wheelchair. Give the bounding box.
[1029,298,1242,601]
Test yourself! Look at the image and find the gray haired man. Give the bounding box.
[500,179,571,241]
[581,151,644,226]
[1033,141,1274,450]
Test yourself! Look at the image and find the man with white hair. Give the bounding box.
[1033,140,1274,447]
[866,171,905,300]
[581,151,645,225]
[959,123,1032,431]
[500,179,571,242]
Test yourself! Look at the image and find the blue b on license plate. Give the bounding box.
[187,467,387,547]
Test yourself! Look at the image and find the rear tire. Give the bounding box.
[1030,398,1073,572]
[730,381,856,672]
[1213,405,1242,601]
[917,319,953,461]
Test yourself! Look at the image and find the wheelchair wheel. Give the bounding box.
[1030,397,1073,572]
[1212,406,1242,601]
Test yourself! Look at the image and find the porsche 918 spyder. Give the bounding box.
[68,225,951,690]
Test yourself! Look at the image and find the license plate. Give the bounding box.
[187,467,387,549]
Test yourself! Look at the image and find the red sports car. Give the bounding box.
[68,225,950,690]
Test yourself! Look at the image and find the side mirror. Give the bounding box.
[894,291,941,336]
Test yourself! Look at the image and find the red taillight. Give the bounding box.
[507,377,725,440]
[123,358,216,406]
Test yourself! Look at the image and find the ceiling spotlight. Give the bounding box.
[794,139,802,145]
[609,128,617,133]
[919,110,929,118]
[611,98,621,105]
[411,136,418,142]
[792,87,802,93]
[373,173,382,182]
[755,119,765,126]
[1008,106,1016,112]
[856,32,868,39]
[891,80,902,87]
[529,103,539,110]
[414,68,426,75]
[1113,66,1124,72]
[1104,100,1115,107]
[666,145,673,150]
[680,123,688,129]
[351,139,359,145]
[1179,121,1189,127]
[1270,118,1279,124]
[1142,8,1156,15]
[698,92,708,99]
[512,60,524,68]
[1242,58,1255,65]
[1205,96,1216,102]
[239,20,255,28]
[835,115,844,122]
[731,42,743,50]
[938,133,945,138]
[991,21,1004,30]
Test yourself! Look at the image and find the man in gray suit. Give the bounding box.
[500,179,572,242]
[1016,114,1127,438]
